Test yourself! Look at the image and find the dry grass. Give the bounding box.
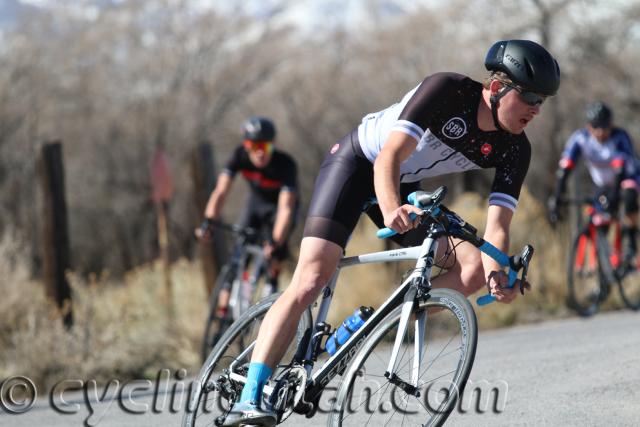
[0,185,630,387]
[0,233,209,389]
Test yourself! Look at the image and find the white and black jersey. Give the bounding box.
[303,72,532,249]
[358,72,531,212]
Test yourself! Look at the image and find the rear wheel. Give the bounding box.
[567,231,605,317]
[330,288,477,427]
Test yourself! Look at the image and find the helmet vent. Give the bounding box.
[524,58,535,79]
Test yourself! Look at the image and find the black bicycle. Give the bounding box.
[201,221,271,362]
[562,195,640,316]
[185,186,533,427]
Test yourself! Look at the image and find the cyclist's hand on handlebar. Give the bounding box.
[486,271,531,304]
[195,218,214,242]
[263,242,275,259]
[547,196,560,226]
[383,204,424,235]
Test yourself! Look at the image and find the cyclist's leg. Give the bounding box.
[265,256,282,295]
[252,237,342,365]
[231,129,372,414]
[216,286,231,317]
[214,206,257,316]
[265,235,293,294]
[365,186,485,297]
[429,239,485,295]
[621,182,639,260]
[262,204,293,295]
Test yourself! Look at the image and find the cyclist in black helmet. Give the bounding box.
[196,116,299,317]
[222,40,560,427]
[549,102,639,260]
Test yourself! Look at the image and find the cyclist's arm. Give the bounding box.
[482,205,519,302]
[272,190,296,247]
[553,167,571,200]
[203,173,234,219]
[554,132,584,200]
[373,131,421,227]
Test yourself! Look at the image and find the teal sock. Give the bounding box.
[239,362,273,405]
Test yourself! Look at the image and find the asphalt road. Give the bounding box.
[3,309,640,426]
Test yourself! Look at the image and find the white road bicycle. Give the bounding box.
[185,186,533,426]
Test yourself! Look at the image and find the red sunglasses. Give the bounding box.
[244,140,273,153]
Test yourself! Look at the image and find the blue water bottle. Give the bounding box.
[325,306,374,356]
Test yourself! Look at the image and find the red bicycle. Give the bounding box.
[563,195,640,316]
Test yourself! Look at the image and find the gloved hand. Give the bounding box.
[195,218,215,241]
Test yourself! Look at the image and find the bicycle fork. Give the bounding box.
[385,237,438,396]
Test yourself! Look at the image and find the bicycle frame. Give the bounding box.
[228,242,268,320]
[226,220,515,406]
[574,203,623,277]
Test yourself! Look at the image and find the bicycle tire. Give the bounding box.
[184,292,313,427]
[201,264,237,362]
[566,231,604,317]
[329,288,477,427]
[615,233,640,310]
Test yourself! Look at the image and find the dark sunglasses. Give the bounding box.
[503,83,547,107]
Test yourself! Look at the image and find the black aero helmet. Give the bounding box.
[242,116,276,141]
[485,39,561,96]
[585,101,612,128]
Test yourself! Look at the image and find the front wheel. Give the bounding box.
[615,229,640,310]
[184,292,313,427]
[330,288,477,427]
[201,264,237,362]
[567,231,605,317]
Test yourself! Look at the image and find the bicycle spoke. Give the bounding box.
[333,291,475,427]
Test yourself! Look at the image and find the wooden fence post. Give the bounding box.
[150,145,174,317]
[39,141,73,328]
[191,142,228,295]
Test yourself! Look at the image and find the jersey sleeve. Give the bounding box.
[614,128,636,157]
[280,156,298,193]
[222,146,244,177]
[393,73,457,143]
[613,129,639,178]
[488,137,531,212]
[558,130,584,170]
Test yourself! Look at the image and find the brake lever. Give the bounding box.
[517,245,534,295]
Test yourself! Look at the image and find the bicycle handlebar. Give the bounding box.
[200,218,261,240]
[376,186,534,306]
[557,196,596,206]
[376,188,446,239]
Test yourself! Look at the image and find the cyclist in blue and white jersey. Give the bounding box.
[549,102,639,258]
[222,40,561,426]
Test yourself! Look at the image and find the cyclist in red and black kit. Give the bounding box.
[223,40,561,426]
[196,117,298,317]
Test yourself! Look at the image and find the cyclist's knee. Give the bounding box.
[622,187,639,214]
[289,267,332,306]
[460,255,485,294]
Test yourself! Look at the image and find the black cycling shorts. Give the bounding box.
[238,195,296,261]
[303,130,431,249]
